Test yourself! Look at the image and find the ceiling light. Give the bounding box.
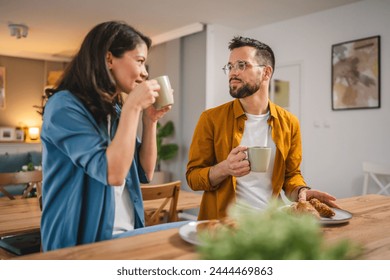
[8,23,29,39]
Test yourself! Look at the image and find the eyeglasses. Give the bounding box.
[222,60,266,75]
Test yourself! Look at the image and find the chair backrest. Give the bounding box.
[362,162,390,195]
[0,170,42,200]
[141,180,181,226]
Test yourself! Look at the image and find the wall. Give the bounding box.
[0,56,43,128]
[147,31,207,189]
[205,24,240,109]
[146,39,182,181]
[0,56,66,129]
[179,31,207,190]
[206,0,390,198]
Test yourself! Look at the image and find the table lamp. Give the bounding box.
[27,127,40,142]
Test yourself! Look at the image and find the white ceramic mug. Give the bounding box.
[247,146,271,172]
[153,75,174,109]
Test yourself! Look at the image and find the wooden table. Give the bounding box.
[0,197,41,238]
[0,197,42,259]
[0,190,201,239]
[0,190,201,259]
[14,194,390,260]
[16,225,196,260]
[322,194,390,259]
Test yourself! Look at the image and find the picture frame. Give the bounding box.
[15,129,25,142]
[0,127,15,141]
[331,35,380,110]
[0,66,5,110]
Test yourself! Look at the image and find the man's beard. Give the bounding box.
[229,79,260,99]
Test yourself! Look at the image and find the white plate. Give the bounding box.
[319,208,353,225]
[281,205,353,225]
[179,208,353,246]
[179,221,205,246]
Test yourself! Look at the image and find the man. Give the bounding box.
[186,36,338,220]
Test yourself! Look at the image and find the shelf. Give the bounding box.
[0,141,40,144]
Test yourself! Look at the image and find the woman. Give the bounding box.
[40,21,171,251]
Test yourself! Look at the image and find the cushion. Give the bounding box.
[0,152,30,172]
[28,151,42,166]
[0,151,42,197]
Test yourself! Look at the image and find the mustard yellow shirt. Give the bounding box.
[186,99,306,220]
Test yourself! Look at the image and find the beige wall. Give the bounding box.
[0,56,66,128]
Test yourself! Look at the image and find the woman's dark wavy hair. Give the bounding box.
[44,21,151,122]
[228,36,275,72]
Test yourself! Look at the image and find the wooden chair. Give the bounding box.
[0,170,42,200]
[362,161,390,195]
[141,180,181,226]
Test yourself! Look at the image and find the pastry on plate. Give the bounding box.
[196,219,221,233]
[289,201,321,219]
[196,218,237,236]
[309,198,335,218]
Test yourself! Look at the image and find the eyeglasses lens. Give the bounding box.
[223,61,247,75]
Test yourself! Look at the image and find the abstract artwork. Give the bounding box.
[332,36,380,110]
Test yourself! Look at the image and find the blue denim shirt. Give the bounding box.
[40,90,147,251]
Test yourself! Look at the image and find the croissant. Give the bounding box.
[290,201,320,219]
[196,218,237,236]
[309,198,335,218]
[197,220,218,231]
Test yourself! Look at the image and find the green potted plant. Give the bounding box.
[198,202,362,260]
[152,121,179,183]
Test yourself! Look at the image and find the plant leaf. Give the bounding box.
[159,144,179,161]
[157,121,174,138]
[197,202,362,260]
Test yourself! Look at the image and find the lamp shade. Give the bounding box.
[28,127,40,141]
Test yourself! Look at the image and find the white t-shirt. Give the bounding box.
[236,111,276,209]
[112,182,135,235]
[107,114,135,235]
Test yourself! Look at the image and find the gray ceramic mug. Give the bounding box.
[153,75,174,109]
[247,146,271,172]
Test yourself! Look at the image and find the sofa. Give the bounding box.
[0,151,42,197]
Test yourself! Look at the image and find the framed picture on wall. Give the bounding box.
[0,127,15,141]
[0,67,5,110]
[15,129,25,142]
[331,35,380,110]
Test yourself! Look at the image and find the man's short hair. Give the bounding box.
[228,36,275,71]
